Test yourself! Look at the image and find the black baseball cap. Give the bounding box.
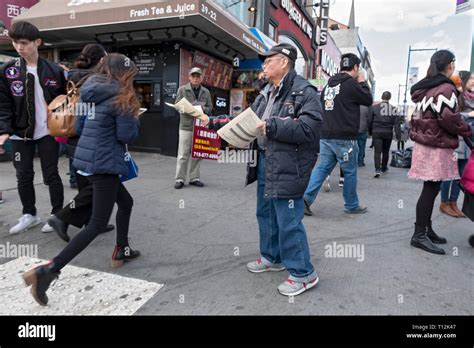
[258,43,297,62]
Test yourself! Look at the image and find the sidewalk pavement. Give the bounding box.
[0,141,473,315]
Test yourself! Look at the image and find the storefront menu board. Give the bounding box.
[193,51,233,91]
[134,50,157,76]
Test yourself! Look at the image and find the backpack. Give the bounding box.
[390,147,412,168]
[47,76,88,137]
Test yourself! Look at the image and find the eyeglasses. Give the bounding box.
[262,56,285,67]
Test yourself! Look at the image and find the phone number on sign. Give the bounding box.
[193,152,219,160]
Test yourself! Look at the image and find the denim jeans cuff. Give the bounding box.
[303,195,313,205]
[344,203,360,211]
[288,270,318,283]
[260,256,281,267]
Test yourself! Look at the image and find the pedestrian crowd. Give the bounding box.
[1,21,473,305]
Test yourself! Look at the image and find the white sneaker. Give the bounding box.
[41,223,53,233]
[41,215,55,233]
[323,176,331,192]
[9,214,42,235]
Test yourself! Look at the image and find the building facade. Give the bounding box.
[12,0,269,156]
[266,0,318,79]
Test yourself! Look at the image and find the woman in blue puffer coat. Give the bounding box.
[22,53,141,306]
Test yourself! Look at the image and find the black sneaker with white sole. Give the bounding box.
[344,205,368,214]
[304,200,313,216]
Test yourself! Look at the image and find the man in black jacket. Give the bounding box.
[368,91,401,177]
[304,53,373,215]
[245,43,322,297]
[0,21,66,235]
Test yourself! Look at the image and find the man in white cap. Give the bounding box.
[174,67,212,189]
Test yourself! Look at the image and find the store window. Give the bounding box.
[278,35,308,78]
[134,80,161,111]
[269,22,276,41]
[215,0,264,28]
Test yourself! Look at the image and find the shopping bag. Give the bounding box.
[462,191,474,221]
[460,140,474,220]
[390,147,412,168]
[119,145,139,182]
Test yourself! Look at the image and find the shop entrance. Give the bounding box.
[131,79,163,152]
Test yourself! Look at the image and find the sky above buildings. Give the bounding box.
[328,0,472,104]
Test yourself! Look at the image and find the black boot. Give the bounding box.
[411,223,445,255]
[426,221,447,244]
[111,245,141,268]
[48,215,70,242]
[101,224,115,234]
[22,262,60,306]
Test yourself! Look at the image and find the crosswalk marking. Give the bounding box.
[0,257,163,315]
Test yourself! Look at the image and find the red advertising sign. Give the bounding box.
[192,51,233,91]
[0,1,39,41]
[192,119,221,160]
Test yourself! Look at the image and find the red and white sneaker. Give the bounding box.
[246,258,285,273]
[277,276,319,296]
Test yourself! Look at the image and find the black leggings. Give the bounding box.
[52,174,133,272]
[416,181,441,227]
[55,173,94,228]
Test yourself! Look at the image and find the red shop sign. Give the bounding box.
[1,1,39,41]
[192,119,221,161]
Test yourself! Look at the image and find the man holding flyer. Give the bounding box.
[245,43,323,296]
[174,67,212,189]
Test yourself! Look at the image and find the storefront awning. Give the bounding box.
[237,28,278,70]
[249,28,278,51]
[13,0,265,58]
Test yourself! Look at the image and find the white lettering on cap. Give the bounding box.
[282,48,290,55]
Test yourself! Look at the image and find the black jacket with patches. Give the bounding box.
[320,72,373,140]
[0,57,66,139]
[246,69,322,199]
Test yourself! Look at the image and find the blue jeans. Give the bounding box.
[357,132,368,165]
[256,152,316,282]
[440,159,468,202]
[304,139,360,210]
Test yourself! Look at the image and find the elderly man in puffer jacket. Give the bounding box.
[244,43,322,297]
